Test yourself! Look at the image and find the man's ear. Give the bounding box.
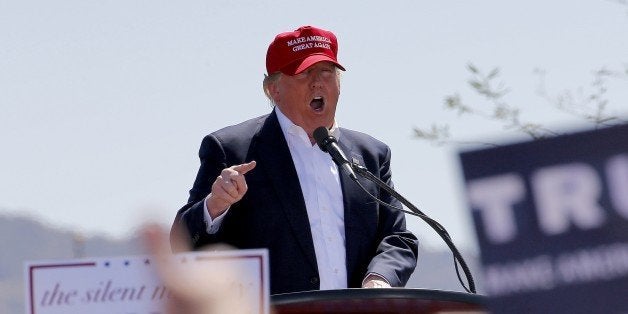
[268,81,280,103]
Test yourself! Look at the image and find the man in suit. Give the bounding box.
[171,25,418,295]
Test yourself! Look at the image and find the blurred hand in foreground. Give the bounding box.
[142,224,262,314]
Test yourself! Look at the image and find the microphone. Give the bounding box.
[313,127,357,181]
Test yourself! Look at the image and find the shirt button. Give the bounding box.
[310,276,319,284]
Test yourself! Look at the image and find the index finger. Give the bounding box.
[231,160,256,175]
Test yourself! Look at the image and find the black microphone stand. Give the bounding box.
[350,163,477,294]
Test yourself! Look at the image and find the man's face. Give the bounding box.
[270,61,340,140]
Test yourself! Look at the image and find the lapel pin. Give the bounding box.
[351,157,360,165]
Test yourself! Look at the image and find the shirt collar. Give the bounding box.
[275,107,341,146]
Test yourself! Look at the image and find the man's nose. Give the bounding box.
[310,71,324,88]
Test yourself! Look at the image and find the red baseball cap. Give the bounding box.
[266,25,346,76]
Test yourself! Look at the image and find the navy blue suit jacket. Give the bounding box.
[171,110,418,295]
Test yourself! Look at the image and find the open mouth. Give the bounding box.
[310,96,325,112]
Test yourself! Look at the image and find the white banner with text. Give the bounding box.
[25,249,269,314]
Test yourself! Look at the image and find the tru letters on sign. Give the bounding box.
[466,154,628,244]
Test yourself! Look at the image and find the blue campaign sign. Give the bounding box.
[459,123,628,314]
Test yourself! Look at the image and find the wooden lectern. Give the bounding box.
[271,288,486,314]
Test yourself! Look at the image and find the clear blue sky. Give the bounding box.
[1,0,627,251]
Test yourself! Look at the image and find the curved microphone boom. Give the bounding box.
[312,125,476,294]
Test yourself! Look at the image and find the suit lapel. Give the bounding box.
[254,111,318,273]
[337,135,370,282]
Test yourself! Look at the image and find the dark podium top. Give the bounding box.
[271,288,486,314]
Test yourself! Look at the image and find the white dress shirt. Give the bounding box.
[274,108,348,290]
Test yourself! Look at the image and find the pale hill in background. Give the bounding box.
[0,214,144,313]
[0,213,482,313]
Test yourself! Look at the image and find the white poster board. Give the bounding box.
[25,249,269,314]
